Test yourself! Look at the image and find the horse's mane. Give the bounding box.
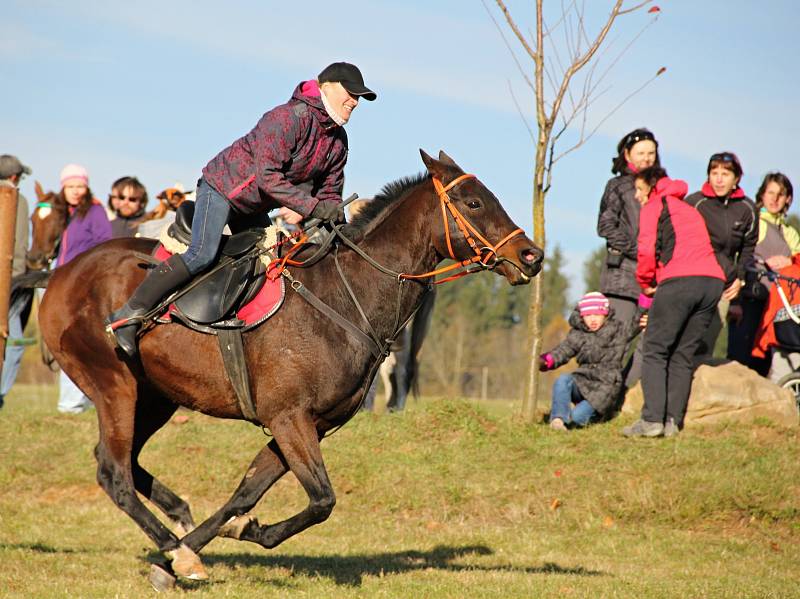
[348,172,430,232]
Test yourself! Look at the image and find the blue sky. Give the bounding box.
[4,1,800,299]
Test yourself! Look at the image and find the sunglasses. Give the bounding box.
[110,194,142,203]
[624,131,655,149]
[709,152,738,164]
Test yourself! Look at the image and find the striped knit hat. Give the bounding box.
[578,291,609,316]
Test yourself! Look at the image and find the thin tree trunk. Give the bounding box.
[0,186,19,376]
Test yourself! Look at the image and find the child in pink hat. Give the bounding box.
[539,291,645,430]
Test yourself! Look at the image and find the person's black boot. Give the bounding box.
[105,255,192,357]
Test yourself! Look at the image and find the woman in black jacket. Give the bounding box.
[596,128,660,385]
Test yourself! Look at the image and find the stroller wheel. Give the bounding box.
[777,372,800,415]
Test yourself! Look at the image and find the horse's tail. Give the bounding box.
[404,290,436,398]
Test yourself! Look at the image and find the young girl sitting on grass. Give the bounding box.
[539,291,645,430]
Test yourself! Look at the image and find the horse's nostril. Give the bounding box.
[521,248,543,265]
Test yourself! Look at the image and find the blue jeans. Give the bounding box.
[549,374,596,427]
[0,292,27,407]
[181,179,231,275]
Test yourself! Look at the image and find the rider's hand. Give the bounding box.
[310,200,345,223]
[278,207,304,226]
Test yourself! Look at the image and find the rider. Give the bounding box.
[106,62,377,357]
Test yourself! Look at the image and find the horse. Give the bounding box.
[28,182,67,271]
[36,150,543,586]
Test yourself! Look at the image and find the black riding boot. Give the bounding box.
[105,255,192,357]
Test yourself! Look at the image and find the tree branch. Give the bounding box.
[618,0,654,16]
[547,0,623,129]
[482,0,535,91]
[494,0,538,60]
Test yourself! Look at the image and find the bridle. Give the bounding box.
[399,173,525,283]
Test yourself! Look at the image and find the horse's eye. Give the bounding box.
[466,200,482,210]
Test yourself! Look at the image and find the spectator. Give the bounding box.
[624,167,725,438]
[0,155,31,410]
[108,176,148,238]
[597,128,660,387]
[55,164,112,413]
[685,152,757,363]
[136,186,188,239]
[540,291,643,430]
[729,172,799,375]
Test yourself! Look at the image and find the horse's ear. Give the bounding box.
[437,150,460,169]
[34,181,45,200]
[419,149,447,179]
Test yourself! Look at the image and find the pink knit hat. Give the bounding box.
[578,291,610,316]
[60,163,89,186]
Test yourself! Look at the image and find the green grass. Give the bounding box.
[1,384,799,598]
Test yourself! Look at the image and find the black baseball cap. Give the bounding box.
[318,62,377,101]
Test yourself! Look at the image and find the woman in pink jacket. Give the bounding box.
[623,167,725,438]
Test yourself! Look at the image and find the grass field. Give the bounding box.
[1,384,799,598]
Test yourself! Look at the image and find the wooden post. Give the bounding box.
[481,366,489,401]
[0,185,19,376]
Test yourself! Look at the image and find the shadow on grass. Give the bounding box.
[0,542,78,554]
[187,544,606,586]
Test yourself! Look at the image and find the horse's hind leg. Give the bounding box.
[223,411,336,550]
[131,394,196,535]
[90,377,207,580]
[181,437,289,553]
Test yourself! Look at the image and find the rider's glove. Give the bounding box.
[310,200,345,223]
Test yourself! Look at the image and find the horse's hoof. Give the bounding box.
[149,563,176,592]
[219,514,257,540]
[166,544,208,580]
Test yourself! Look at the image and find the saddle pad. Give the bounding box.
[153,244,285,329]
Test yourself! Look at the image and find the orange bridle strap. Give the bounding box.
[400,174,524,283]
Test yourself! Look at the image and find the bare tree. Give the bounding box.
[486,0,664,422]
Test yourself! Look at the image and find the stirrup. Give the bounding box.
[104,308,147,357]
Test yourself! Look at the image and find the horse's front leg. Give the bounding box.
[181,437,289,553]
[225,410,336,550]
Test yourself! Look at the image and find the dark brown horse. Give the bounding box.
[37,151,543,585]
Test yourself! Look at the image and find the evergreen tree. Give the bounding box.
[541,245,569,325]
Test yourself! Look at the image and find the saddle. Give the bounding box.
[160,201,281,332]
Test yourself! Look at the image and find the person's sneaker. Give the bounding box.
[622,419,664,438]
[663,418,680,438]
[549,418,568,432]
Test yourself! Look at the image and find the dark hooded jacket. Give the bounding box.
[548,308,641,414]
[202,80,348,217]
[597,173,641,299]
[685,182,757,286]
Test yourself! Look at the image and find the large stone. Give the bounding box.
[622,361,799,428]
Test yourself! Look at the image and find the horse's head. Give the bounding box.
[28,181,67,271]
[419,150,543,285]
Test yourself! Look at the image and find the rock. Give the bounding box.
[622,361,799,428]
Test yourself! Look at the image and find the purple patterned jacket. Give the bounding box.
[202,80,348,217]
